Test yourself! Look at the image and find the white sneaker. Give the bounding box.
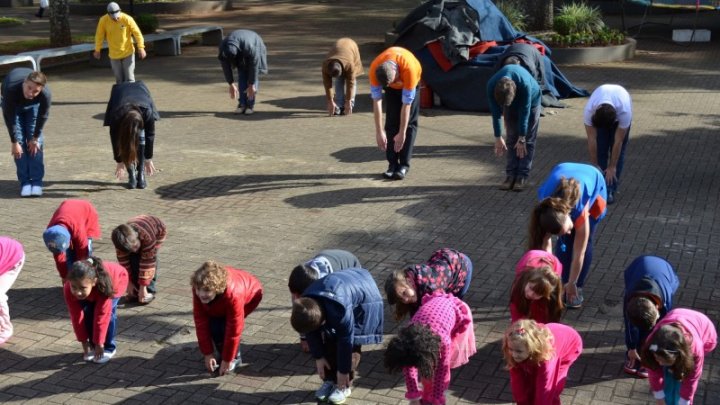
[328,386,351,404]
[30,185,42,196]
[315,380,335,401]
[20,184,32,197]
[83,352,95,362]
[244,108,254,115]
[93,349,116,364]
[235,106,246,114]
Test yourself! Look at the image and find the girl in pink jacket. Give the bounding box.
[0,237,24,345]
[503,319,583,405]
[384,293,476,405]
[640,308,717,405]
[509,250,564,323]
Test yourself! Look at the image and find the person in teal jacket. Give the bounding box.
[487,64,541,192]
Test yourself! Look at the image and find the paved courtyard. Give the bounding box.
[0,0,719,403]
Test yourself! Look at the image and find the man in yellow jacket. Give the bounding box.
[94,2,146,83]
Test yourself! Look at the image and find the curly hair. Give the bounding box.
[384,323,441,378]
[510,266,564,322]
[494,77,517,107]
[384,269,417,321]
[641,323,694,380]
[190,260,228,293]
[290,297,324,334]
[503,319,554,368]
[626,295,661,332]
[68,256,115,298]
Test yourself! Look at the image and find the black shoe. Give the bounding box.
[136,168,147,189]
[382,166,395,179]
[499,176,515,190]
[607,191,615,205]
[512,177,528,192]
[127,164,137,189]
[392,167,408,180]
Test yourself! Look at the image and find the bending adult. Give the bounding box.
[218,30,268,115]
[103,81,160,189]
[322,38,363,116]
[530,162,607,308]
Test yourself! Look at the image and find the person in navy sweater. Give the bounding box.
[623,255,679,378]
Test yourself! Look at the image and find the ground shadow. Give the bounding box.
[331,144,488,164]
[0,180,121,199]
[213,110,323,121]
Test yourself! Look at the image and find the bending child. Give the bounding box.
[384,293,476,405]
[641,308,716,405]
[0,237,25,345]
[509,250,564,323]
[288,249,361,352]
[64,256,128,364]
[191,260,263,376]
[385,248,473,320]
[291,268,383,404]
[503,319,583,405]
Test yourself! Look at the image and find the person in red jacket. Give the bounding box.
[191,260,263,376]
[503,319,583,405]
[64,256,128,364]
[43,199,101,281]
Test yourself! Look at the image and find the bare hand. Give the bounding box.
[144,159,156,176]
[604,167,617,186]
[137,285,149,302]
[94,344,105,361]
[376,132,387,151]
[204,355,218,373]
[627,349,640,362]
[82,341,91,355]
[11,143,22,160]
[218,360,231,376]
[27,140,40,157]
[247,84,256,100]
[494,137,507,157]
[344,100,352,116]
[564,282,579,304]
[300,340,310,353]
[514,142,527,159]
[93,50,101,60]
[115,162,126,180]
[327,100,337,116]
[229,84,239,100]
[315,358,330,380]
[393,132,406,152]
[138,48,147,60]
[336,372,350,389]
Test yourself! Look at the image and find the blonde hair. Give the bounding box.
[502,319,554,368]
[190,260,228,293]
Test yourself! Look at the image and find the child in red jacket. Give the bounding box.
[64,256,128,364]
[503,319,583,405]
[191,260,263,376]
[43,199,101,282]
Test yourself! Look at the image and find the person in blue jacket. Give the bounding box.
[218,30,268,115]
[291,267,383,405]
[623,255,679,378]
[487,64,541,192]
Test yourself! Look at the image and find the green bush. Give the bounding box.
[0,16,27,27]
[543,27,625,48]
[135,13,159,34]
[553,2,605,36]
[496,0,527,32]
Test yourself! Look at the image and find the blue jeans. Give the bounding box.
[237,68,258,109]
[504,103,541,179]
[81,297,120,352]
[10,103,45,187]
[334,75,356,111]
[556,216,600,288]
[65,238,93,273]
[458,253,473,298]
[596,124,630,193]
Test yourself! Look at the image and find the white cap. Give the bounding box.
[107,2,121,13]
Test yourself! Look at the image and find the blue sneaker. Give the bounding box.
[566,288,584,309]
[315,381,334,401]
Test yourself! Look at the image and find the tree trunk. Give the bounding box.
[49,0,72,47]
[526,0,554,31]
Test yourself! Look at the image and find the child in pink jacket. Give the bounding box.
[0,237,24,345]
[640,308,717,405]
[384,293,476,405]
[509,250,564,323]
[503,319,583,405]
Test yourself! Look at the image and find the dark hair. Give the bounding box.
[111,223,139,253]
[290,297,324,334]
[384,323,440,378]
[26,71,47,86]
[375,61,395,87]
[68,256,114,298]
[591,103,617,128]
[627,295,660,332]
[117,106,144,166]
[384,269,416,321]
[288,264,319,295]
[494,77,516,107]
[510,266,564,322]
[528,197,572,250]
[329,60,342,78]
[641,324,694,380]
[503,56,521,66]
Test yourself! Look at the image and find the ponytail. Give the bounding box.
[68,256,115,298]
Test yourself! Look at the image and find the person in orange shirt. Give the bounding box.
[369,47,422,180]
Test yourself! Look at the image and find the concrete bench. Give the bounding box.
[0,55,37,71]
[166,25,224,55]
[18,44,97,71]
[143,32,178,56]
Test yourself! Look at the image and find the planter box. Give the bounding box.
[550,37,636,65]
[69,1,230,16]
[673,29,711,42]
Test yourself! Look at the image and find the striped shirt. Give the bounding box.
[116,215,166,286]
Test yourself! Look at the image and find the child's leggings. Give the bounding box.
[663,367,681,405]
[0,255,25,345]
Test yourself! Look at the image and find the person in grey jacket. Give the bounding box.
[218,30,268,115]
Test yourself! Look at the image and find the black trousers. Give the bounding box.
[384,87,420,171]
